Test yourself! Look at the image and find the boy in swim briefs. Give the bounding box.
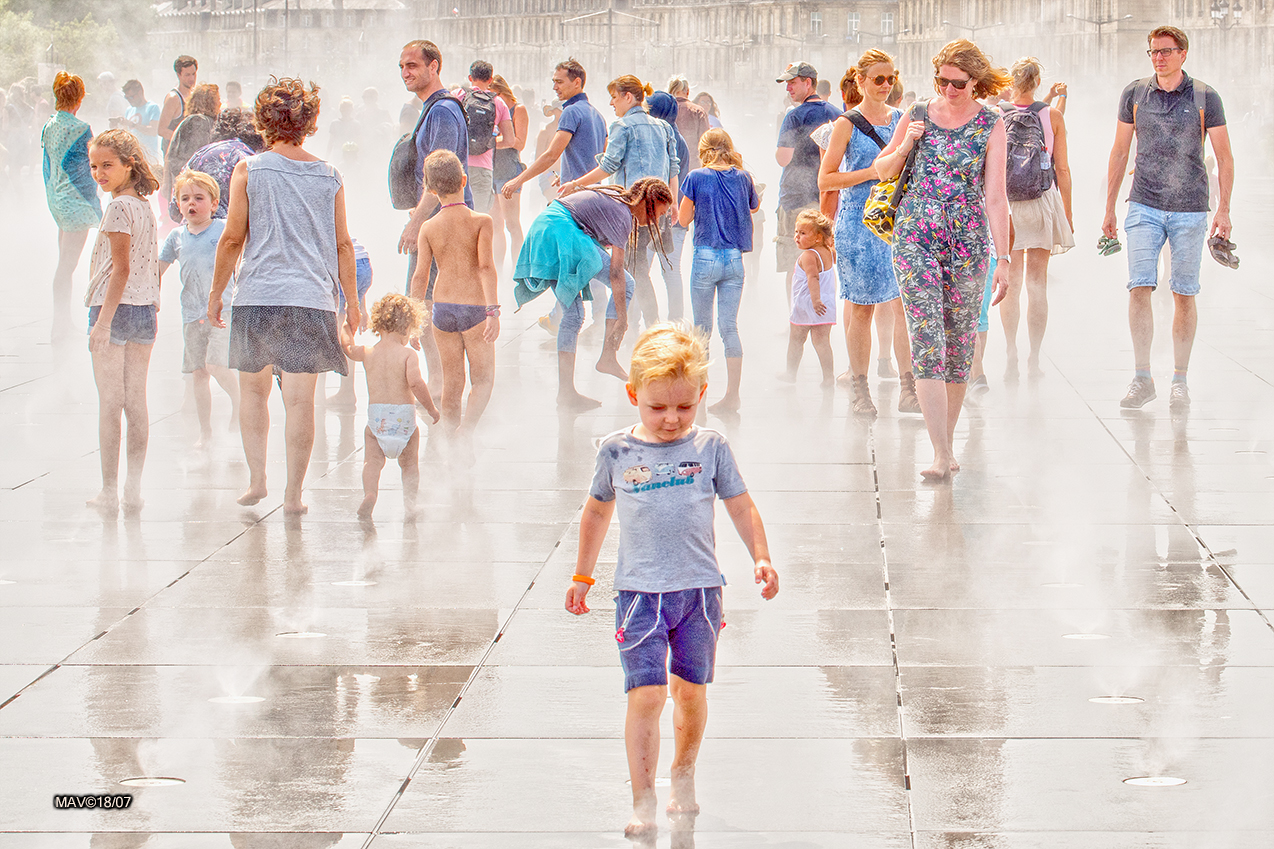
[566,322,779,838]
[411,150,499,454]
[340,293,440,520]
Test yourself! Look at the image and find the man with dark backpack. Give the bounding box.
[394,39,471,386]
[462,60,516,215]
[1103,26,1233,412]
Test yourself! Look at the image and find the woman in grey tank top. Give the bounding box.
[207,78,360,515]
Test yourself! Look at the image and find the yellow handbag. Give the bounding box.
[863,102,926,243]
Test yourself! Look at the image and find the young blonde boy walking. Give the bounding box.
[340,293,440,520]
[159,169,240,446]
[566,322,779,838]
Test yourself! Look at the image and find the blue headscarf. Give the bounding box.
[646,91,690,196]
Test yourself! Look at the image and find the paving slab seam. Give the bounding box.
[869,425,920,849]
[360,514,581,848]
[1052,365,1274,636]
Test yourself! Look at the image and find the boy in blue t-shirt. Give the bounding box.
[567,322,778,838]
[159,170,238,446]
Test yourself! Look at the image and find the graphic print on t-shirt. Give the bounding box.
[623,460,700,493]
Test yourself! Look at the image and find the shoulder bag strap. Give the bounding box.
[845,109,887,150]
[1192,80,1208,146]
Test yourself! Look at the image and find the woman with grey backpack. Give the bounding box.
[998,57,1074,381]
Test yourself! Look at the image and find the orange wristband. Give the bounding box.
[571,574,595,586]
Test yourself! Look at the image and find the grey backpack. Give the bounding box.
[1003,102,1054,202]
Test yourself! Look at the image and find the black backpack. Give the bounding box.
[388,93,464,210]
[464,89,498,155]
[1003,102,1054,202]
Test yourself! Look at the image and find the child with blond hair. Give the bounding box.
[160,169,239,446]
[85,129,162,514]
[567,321,778,838]
[340,293,440,520]
[784,209,837,385]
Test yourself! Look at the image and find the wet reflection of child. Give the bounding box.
[566,323,778,838]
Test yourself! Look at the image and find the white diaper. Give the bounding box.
[367,403,418,459]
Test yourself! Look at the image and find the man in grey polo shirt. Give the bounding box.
[1103,25,1233,411]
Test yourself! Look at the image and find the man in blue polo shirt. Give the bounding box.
[501,57,605,196]
[1103,25,1233,411]
[774,61,841,300]
[502,57,607,330]
[396,38,471,386]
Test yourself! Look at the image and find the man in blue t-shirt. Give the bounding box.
[502,57,606,197]
[397,39,471,386]
[1102,25,1234,412]
[117,79,162,161]
[774,62,841,295]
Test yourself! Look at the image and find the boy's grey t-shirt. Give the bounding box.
[590,426,747,593]
[160,219,232,324]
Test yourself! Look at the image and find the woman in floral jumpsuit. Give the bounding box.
[875,40,1012,481]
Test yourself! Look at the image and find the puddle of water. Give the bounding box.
[1124,776,1186,787]
[119,776,186,787]
[1089,696,1145,705]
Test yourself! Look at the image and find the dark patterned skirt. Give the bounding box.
[229,305,348,375]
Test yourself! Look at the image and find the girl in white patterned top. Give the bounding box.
[85,128,161,515]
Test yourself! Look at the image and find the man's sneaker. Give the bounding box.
[1120,376,1156,409]
[1169,381,1191,410]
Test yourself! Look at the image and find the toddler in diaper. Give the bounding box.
[340,293,440,520]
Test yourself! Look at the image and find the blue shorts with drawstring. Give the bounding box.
[615,587,723,692]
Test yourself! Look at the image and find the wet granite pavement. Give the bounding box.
[2,185,1273,849]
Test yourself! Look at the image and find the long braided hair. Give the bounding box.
[589,177,674,268]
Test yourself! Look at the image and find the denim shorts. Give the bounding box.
[615,587,723,692]
[1124,201,1208,296]
[87,304,157,346]
[339,256,373,310]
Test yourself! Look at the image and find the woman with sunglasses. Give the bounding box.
[874,40,1012,482]
[818,49,919,418]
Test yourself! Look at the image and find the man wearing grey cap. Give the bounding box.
[774,61,841,298]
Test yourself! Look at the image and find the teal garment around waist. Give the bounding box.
[513,201,605,309]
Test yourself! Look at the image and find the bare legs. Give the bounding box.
[1128,287,1197,374]
[873,302,897,376]
[432,323,496,434]
[785,325,834,386]
[53,229,89,339]
[89,342,153,513]
[709,357,743,413]
[358,427,420,520]
[624,675,708,837]
[493,191,524,270]
[236,367,318,514]
[192,365,240,446]
[915,377,968,481]
[999,247,1051,377]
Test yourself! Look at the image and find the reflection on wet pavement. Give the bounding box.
[2,163,1273,849]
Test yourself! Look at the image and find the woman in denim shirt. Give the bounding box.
[678,129,760,413]
[561,76,679,330]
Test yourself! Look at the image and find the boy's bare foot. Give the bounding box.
[403,503,423,521]
[357,495,376,520]
[708,395,741,414]
[920,460,952,482]
[624,814,658,839]
[596,356,628,381]
[237,485,268,506]
[950,459,961,472]
[558,391,601,411]
[820,376,835,389]
[668,767,699,814]
[86,490,118,514]
[282,499,309,515]
[121,494,145,516]
[835,370,854,386]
